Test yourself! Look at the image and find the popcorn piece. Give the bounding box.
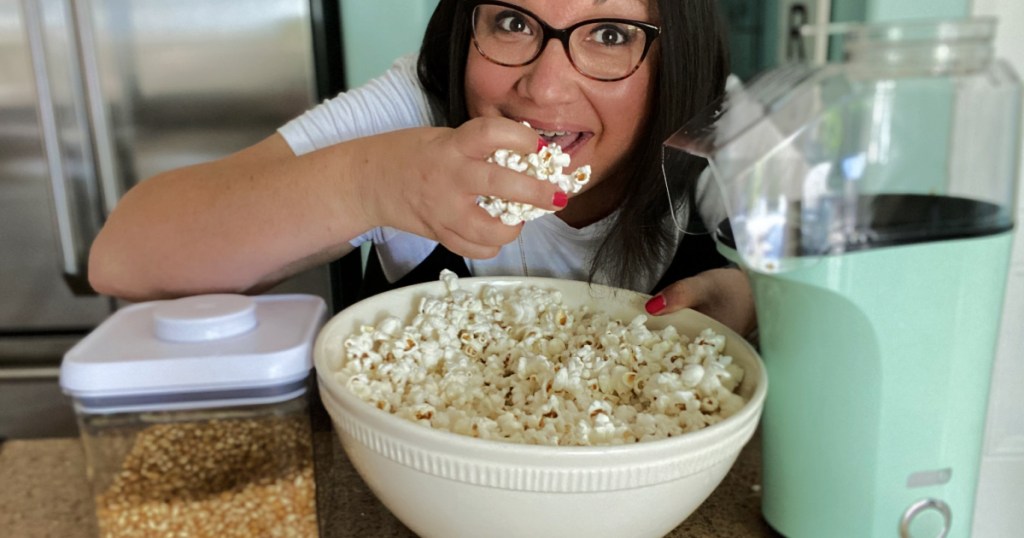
[478,140,592,226]
[331,270,748,447]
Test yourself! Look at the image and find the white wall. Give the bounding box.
[970,1,1024,537]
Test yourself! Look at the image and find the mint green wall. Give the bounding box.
[831,1,867,22]
[742,0,973,192]
[339,0,438,271]
[862,0,969,193]
[761,0,780,60]
[340,0,438,88]
[865,0,967,21]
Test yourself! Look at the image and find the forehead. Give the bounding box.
[508,0,655,24]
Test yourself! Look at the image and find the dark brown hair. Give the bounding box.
[418,0,730,290]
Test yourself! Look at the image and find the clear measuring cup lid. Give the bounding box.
[665,17,1019,273]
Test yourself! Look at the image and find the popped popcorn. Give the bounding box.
[478,142,591,226]
[331,271,747,446]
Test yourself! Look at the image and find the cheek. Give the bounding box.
[595,70,655,161]
[617,70,655,136]
[464,54,507,119]
[611,94,649,145]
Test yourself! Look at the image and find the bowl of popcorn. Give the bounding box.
[314,272,767,538]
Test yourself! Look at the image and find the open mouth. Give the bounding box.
[535,128,591,154]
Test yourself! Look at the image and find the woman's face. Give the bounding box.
[464,0,658,222]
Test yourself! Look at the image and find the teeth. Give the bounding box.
[536,129,571,137]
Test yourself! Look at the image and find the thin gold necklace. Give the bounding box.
[517,233,529,277]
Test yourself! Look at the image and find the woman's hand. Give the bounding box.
[351,117,567,259]
[644,267,758,339]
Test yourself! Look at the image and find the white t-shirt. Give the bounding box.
[278,55,723,292]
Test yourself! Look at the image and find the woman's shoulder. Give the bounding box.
[277,54,437,154]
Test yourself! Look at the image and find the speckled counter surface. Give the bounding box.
[0,407,780,538]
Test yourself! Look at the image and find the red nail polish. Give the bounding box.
[645,295,666,315]
[537,138,547,152]
[552,191,568,208]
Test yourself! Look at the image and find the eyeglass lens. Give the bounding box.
[471,3,652,81]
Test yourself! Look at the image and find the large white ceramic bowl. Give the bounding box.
[314,277,766,538]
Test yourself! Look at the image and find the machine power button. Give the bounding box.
[899,498,952,538]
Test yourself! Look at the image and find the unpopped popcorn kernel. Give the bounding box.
[331,273,748,446]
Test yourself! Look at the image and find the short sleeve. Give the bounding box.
[278,55,437,156]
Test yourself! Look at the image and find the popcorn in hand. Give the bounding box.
[478,143,592,226]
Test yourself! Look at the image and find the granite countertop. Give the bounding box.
[0,401,780,538]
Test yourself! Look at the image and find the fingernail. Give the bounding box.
[645,295,666,315]
[537,138,547,152]
[552,191,568,208]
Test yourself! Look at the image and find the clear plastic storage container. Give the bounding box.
[60,294,327,538]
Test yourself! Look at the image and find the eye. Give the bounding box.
[590,24,633,46]
[495,11,534,35]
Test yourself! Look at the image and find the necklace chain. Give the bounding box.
[517,234,529,277]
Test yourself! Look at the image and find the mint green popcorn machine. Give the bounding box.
[666,18,1020,537]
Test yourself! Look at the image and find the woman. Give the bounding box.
[88,0,756,336]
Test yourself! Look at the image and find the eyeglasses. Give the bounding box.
[470,1,661,82]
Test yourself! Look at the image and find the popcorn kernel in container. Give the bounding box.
[59,294,326,538]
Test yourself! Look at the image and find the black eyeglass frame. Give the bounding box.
[470,0,662,82]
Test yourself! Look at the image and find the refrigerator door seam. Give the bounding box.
[71,0,121,217]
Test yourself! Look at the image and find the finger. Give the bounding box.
[454,207,524,246]
[432,203,523,249]
[645,277,708,316]
[469,161,568,211]
[456,117,542,160]
[435,223,507,260]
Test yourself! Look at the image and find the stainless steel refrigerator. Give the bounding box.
[0,0,344,438]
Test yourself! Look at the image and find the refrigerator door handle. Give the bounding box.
[22,0,81,279]
[72,0,121,216]
[22,0,103,295]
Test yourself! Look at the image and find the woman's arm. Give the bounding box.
[88,119,563,301]
[88,133,359,300]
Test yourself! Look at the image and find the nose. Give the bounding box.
[516,39,580,105]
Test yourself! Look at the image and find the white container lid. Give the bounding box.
[60,294,327,414]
